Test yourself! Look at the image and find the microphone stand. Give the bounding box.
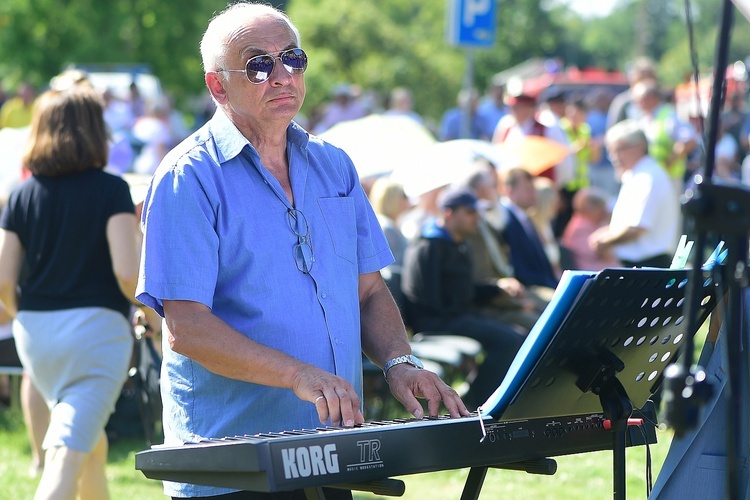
[664,1,749,498]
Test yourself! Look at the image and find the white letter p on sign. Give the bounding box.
[463,0,491,27]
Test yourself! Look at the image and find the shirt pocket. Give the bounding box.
[317,197,357,265]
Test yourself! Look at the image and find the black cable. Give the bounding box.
[684,0,706,143]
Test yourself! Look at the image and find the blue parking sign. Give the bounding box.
[447,0,497,48]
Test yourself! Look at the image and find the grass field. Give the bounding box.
[0,405,673,500]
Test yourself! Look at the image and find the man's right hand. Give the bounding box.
[291,365,365,428]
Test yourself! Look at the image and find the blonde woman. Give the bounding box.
[528,176,563,277]
[368,177,411,267]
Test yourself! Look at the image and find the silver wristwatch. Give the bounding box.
[383,354,424,380]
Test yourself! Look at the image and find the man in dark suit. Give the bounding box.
[499,168,559,289]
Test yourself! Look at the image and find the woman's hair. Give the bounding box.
[529,176,558,223]
[368,177,407,221]
[22,85,109,176]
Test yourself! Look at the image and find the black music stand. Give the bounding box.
[479,267,719,500]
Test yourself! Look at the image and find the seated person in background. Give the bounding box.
[367,177,411,269]
[528,176,563,278]
[401,187,525,409]
[500,168,559,289]
[561,187,621,271]
[456,161,544,333]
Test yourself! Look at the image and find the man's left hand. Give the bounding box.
[386,365,470,419]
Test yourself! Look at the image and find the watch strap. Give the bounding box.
[382,354,423,380]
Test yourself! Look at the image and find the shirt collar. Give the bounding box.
[502,198,529,223]
[209,108,310,165]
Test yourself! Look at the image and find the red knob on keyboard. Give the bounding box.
[602,418,644,430]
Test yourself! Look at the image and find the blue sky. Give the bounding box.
[559,0,621,18]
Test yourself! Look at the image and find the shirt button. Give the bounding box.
[321,293,327,299]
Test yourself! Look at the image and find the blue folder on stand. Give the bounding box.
[481,270,596,418]
[480,267,719,421]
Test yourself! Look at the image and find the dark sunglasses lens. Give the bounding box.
[282,49,308,72]
[246,55,275,83]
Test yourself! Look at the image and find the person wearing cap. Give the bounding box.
[492,93,541,143]
[492,92,575,189]
[538,90,566,126]
[401,187,526,409]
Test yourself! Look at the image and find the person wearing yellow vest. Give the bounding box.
[560,99,602,191]
[631,80,697,196]
[555,99,602,236]
[0,83,36,129]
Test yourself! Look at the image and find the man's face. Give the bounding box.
[509,175,537,210]
[511,102,536,123]
[607,140,641,174]
[448,206,480,238]
[633,89,659,113]
[213,15,305,128]
[548,100,565,117]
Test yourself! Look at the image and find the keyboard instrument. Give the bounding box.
[136,409,656,494]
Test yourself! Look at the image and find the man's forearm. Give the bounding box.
[359,272,411,368]
[164,300,309,389]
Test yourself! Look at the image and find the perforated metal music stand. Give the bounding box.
[482,267,719,500]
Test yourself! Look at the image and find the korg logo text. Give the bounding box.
[281,444,340,479]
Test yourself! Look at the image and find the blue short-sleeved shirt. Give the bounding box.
[136,109,393,497]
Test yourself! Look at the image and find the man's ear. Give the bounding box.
[205,72,229,105]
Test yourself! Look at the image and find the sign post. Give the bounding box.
[446,0,497,138]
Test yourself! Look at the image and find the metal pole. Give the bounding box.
[460,48,475,139]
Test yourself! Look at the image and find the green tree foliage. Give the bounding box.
[290,0,562,122]
[0,0,744,121]
[555,0,749,88]
[659,0,750,86]
[0,0,215,102]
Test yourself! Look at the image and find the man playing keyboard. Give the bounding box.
[135,3,469,499]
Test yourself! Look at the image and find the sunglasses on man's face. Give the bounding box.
[222,48,308,84]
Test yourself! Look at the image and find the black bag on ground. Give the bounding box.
[106,332,162,445]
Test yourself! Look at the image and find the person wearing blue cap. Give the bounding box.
[401,187,526,408]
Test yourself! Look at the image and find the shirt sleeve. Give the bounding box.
[136,164,220,316]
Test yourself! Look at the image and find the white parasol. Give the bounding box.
[318,114,436,179]
[390,139,505,198]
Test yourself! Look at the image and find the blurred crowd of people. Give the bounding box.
[0,52,749,495]
[0,76,195,184]
[342,56,750,408]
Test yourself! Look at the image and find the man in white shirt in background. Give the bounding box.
[589,120,678,269]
